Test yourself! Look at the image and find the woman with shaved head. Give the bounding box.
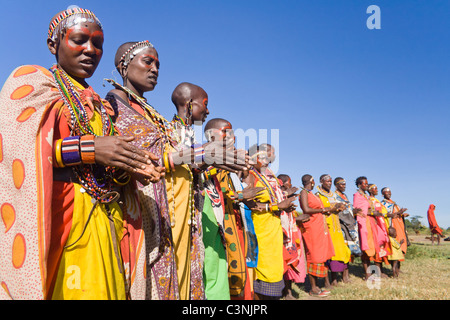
[106,40,185,300]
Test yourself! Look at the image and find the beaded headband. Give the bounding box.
[48,7,102,40]
[120,40,154,67]
[369,184,377,190]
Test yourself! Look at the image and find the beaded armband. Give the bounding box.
[61,136,82,166]
[191,143,205,165]
[230,190,244,203]
[80,135,96,164]
[269,203,279,212]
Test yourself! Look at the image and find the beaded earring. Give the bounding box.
[186,99,193,126]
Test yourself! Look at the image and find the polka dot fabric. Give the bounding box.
[0,65,60,299]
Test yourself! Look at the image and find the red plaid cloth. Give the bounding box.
[307,262,328,278]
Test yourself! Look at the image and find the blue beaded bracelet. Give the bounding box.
[192,143,205,164]
[61,136,82,166]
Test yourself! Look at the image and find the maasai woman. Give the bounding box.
[106,49,247,300]
[299,174,334,297]
[367,184,391,277]
[381,187,409,254]
[247,144,297,300]
[0,6,157,300]
[353,177,386,279]
[209,118,264,300]
[170,86,247,299]
[170,82,209,300]
[277,174,307,300]
[316,174,350,286]
[334,177,361,282]
[105,41,179,300]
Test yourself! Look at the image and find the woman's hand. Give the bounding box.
[278,197,297,212]
[284,186,299,198]
[333,202,346,213]
[295,213,310,224]
[353,207,362,217]
[242,186,265,201]
[204,141,249,173]
[132,164,166,186]
[95,135,162,179]
[244,200,267,213]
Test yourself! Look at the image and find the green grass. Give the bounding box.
[291,236,450,300]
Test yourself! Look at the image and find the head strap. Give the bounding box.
[48,6,102,40]
[119,40,154,67]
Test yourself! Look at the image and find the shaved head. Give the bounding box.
[204,118,230,132]
[302,174,313,186]
[114,41,138,69]
[172,82,207,110]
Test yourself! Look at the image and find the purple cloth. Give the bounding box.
[326,260,348,272]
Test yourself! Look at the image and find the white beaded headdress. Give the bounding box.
[119,40,154,67]
[48,5,103,41]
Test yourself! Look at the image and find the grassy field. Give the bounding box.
[291,235,450,300]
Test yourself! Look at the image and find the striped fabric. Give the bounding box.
[253,279,285,297]
[80,135,95,164]
[61,136,81,165]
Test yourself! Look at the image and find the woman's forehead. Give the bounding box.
[137,46,158,58]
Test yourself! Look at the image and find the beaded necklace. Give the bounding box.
[358,188,375,215]
[105,79,195,228]
[53,66,115,136]
[173,114,187,126]
[335,190,348,201]
[172,115,196,147]
[52,65,116,203]
[250,168,277,204]
[316,185,334,198]
[105,78,178,146]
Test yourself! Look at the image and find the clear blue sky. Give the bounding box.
[1,0,449,228]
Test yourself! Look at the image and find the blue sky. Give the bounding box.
[1,0,449,228]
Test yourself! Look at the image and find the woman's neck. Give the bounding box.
[124,82,144,98]
[61,67,89,89]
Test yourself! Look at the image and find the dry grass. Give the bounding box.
[290,235,450,300]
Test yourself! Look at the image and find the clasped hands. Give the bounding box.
[94,136,164,186]
[94,136,253,186]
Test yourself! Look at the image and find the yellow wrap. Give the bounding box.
[251,180,284,283]
[52,184,125,299]
[164,143,192,300]
[317,194,351,264]
[52,104,126,299]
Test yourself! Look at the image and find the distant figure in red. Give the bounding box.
[427,204,444,245]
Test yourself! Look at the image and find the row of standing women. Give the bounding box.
[0,6,409,300]
[296,174,409,297]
